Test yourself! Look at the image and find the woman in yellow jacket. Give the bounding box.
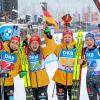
[24,27,56,100]
[52,30,77,100]
[0,36,21,100]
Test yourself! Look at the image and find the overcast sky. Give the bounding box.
[18,0,100,18]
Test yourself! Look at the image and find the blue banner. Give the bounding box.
[0,25,19,41]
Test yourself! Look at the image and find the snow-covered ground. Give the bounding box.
[14,54,89,100]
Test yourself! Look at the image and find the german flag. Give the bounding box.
[41,5,59,29]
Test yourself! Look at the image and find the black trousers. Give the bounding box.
[32,85,48,100]
[86,75,100,100]
[56,83,72,100]
[0,85,14,100]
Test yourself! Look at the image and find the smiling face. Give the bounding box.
[85,37,95,49]
[30,40,40,52]
[63,34,73,44]
[10,40,19,51]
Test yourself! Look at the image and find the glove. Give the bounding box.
[0,73,9,78]
[22,39,28,47]
[19,71,27,78]
[44,27,52,39]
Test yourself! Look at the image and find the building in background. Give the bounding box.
[0,0,4,13]
[0,0,4,21]
[0,0,18,22]
[4,0,18,12]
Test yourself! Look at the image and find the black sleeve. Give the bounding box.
[22,39,28,47]
[98,46,100,53]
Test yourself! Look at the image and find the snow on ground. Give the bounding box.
[14,54,89,100]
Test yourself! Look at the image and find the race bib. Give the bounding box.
[59,58,74,67]
[87,59,100,76]
[87,59,97,68]
[0,51,17,73]
[58,48,76,72]
[85,48,100,75]
[29,54,44,72]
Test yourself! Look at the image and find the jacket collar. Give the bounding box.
[3,41,18,54]
[61,40,76,50]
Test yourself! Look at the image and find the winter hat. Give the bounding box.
[30,34,41,44]
[63,30,73,37]
[11,36,20,43]
[85,33,95,41]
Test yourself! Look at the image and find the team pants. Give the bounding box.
[0,85,14,100]
[56,83,72,100]
[86,75,100,100]
[32,85,48,100]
